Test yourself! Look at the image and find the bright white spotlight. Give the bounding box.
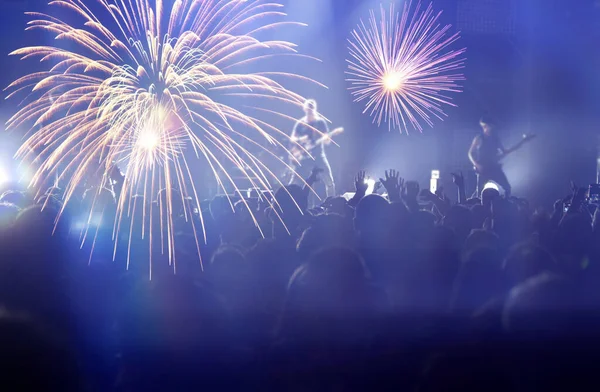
[484,182,500,191]
[365,178,376,195]
[430,170,440,194]
[430,179,437,195]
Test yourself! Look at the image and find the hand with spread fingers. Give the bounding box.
[379,169,402,201]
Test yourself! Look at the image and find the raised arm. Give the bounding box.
[319,118,330,134]
[290,121,299,142]
[349,171,369,207]
[379,169,402,202]
[468,135,482,170]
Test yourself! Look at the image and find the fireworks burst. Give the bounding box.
[346,1,466,132]
[6,0,323,276]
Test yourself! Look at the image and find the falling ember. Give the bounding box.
[346,1,466,132]
[6,0,324,276]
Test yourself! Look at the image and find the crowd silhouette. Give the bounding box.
[0,166,600,391]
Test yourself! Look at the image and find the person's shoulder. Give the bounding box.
[295,117,308,126]
[293,118,305,130]
[315,118,328,128]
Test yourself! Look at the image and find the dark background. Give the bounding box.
[1,0,599,207]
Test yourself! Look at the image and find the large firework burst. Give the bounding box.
[6,0,323,275]
[346,1,466,132]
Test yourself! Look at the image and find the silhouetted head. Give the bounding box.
[354,194,389,236]
[278,247,375,343]
[451,247,505,312]
[13,204,68,242]
[323,196,352,216]
[303,99,317,118]
[504,243,556,286]
[209,246,247,279]
[0,190,30,208]
[503,273,576,338]
[209,194,234,222]
[157,188,185,217]
[480,115,496,136]
[297,214,355,260]
[481,187,500,207]
[464,229,500,255]
[443,205,473,241]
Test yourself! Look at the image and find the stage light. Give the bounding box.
[365,178,376,195]
[484,182,500,191]
[430,179,437,195]
[343,178,377,200]
[430,170,440,194]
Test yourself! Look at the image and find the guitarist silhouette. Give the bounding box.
[288,99,337,197]
[469,116,536,197]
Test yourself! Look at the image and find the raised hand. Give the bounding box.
[379,169,401,201]
[355,170,369,195]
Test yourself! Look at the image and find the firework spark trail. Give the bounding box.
[346,1,466,133]
[6,0,325,276]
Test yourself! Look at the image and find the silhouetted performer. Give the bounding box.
[469,116,535,197]
[288,99,335,197]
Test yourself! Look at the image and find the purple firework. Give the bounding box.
[346,1,466,132]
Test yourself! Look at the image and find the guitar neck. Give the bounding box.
[315,128,343,145]
[291,128,343,160]
[505,137,532,156]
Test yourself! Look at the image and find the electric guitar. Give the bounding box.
[474,133,536,174]
[290,127,344,162]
